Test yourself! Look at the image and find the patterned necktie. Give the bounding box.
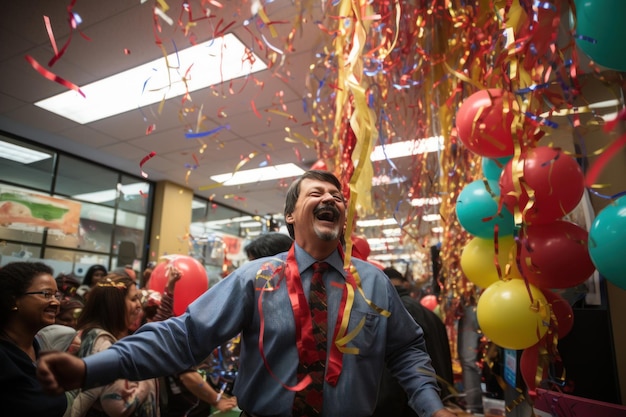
[293,261,329,417]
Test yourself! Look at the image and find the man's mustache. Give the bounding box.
[314,204,341,218]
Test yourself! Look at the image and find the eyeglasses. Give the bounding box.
[23,291,63,300]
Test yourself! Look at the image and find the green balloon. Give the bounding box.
[456,179,515,238]
[588,195,626,290]
[482,156,512,181]
[574,0,626,71]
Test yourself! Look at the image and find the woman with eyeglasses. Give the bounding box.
[0,261,67,417]
[67,273,158,417]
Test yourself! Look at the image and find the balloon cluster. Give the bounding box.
[454,89,591,351]
[450,0,626,397]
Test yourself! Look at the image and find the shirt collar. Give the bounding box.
[293,242,346,278]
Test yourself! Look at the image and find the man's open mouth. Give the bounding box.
[314,205,340,222]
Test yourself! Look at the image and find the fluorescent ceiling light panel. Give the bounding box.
[411,196,442,206]
[35,33,267,124]
[73,182,148,203]
[201,215,255,227]
[192,200,208,209]
[367,237,400,245]
[372,174,407,186]
[0,140,52,164]
[240,221,263,228]
[382,227,402,237]
[211,163,305,186]
[370,136,444,161]
[356,218,398,228]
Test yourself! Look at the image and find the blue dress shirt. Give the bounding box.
[84,243,444,417]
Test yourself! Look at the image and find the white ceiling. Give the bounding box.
[3,1,608,258]
[0,0,332,216]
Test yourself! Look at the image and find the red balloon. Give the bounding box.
[519,220,596,289]
[351,235,371,260]
[499,146,585,224]
[541,289,574,339]
[520,343,545,395]
[420,294,438,311]
[148,255,209,316]
[456,89,517,158]
[520,341,565,397]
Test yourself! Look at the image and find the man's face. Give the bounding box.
[286,178,346,245]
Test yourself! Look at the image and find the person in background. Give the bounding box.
[109,265,144,331]
[67,273,159,417]
[457,295,484,414]
[56,273,81,300]
[140,262,156,289]
[139,289,162,324]
[373,267,456,417]
[76,264,107,300]
[244,231,293,261]
[0,261,67,417]
[153,263,238,416]
[112,265,137,282]
[55,273,85,329]
[55,296,84,329]
[36,323,80,354]
[37,170,456,417]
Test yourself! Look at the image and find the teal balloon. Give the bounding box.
[482,156,512,181]
[574,0,626,72]
[456,179,515,238]
[588,195,626,290]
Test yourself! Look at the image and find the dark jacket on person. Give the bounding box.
[372,286,454,417]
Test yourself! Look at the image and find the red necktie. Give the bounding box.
[293,261,329,416]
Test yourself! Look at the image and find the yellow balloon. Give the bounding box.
[460,236,521,289]
[477,279,550,350]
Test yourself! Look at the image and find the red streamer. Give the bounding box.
[25,55,85,97]
[140,151,157,178]
[585,109,626,187]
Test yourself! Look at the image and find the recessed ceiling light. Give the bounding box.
[72,182,149,203]
[356,218,398,228]
[367,237,400,245]
[35,33,267,124]
[240,221,263,228]
[411,196,442,206]
[0,140,52,164]
[210,163,305,186]
[370,136,443,161]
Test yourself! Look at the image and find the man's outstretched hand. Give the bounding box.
[37,351,86,395]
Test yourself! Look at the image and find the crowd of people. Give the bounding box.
[1,170,481,417]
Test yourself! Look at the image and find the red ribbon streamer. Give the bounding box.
[585,109,626,187]
[257,244,352,390]
[140,151,157,178]
[25,55,85,97]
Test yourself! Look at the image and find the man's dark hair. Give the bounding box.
[244,232,294,260]
[283,170,343,239]
[382,267,405,282]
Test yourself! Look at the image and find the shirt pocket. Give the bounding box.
[345,308,381,356]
